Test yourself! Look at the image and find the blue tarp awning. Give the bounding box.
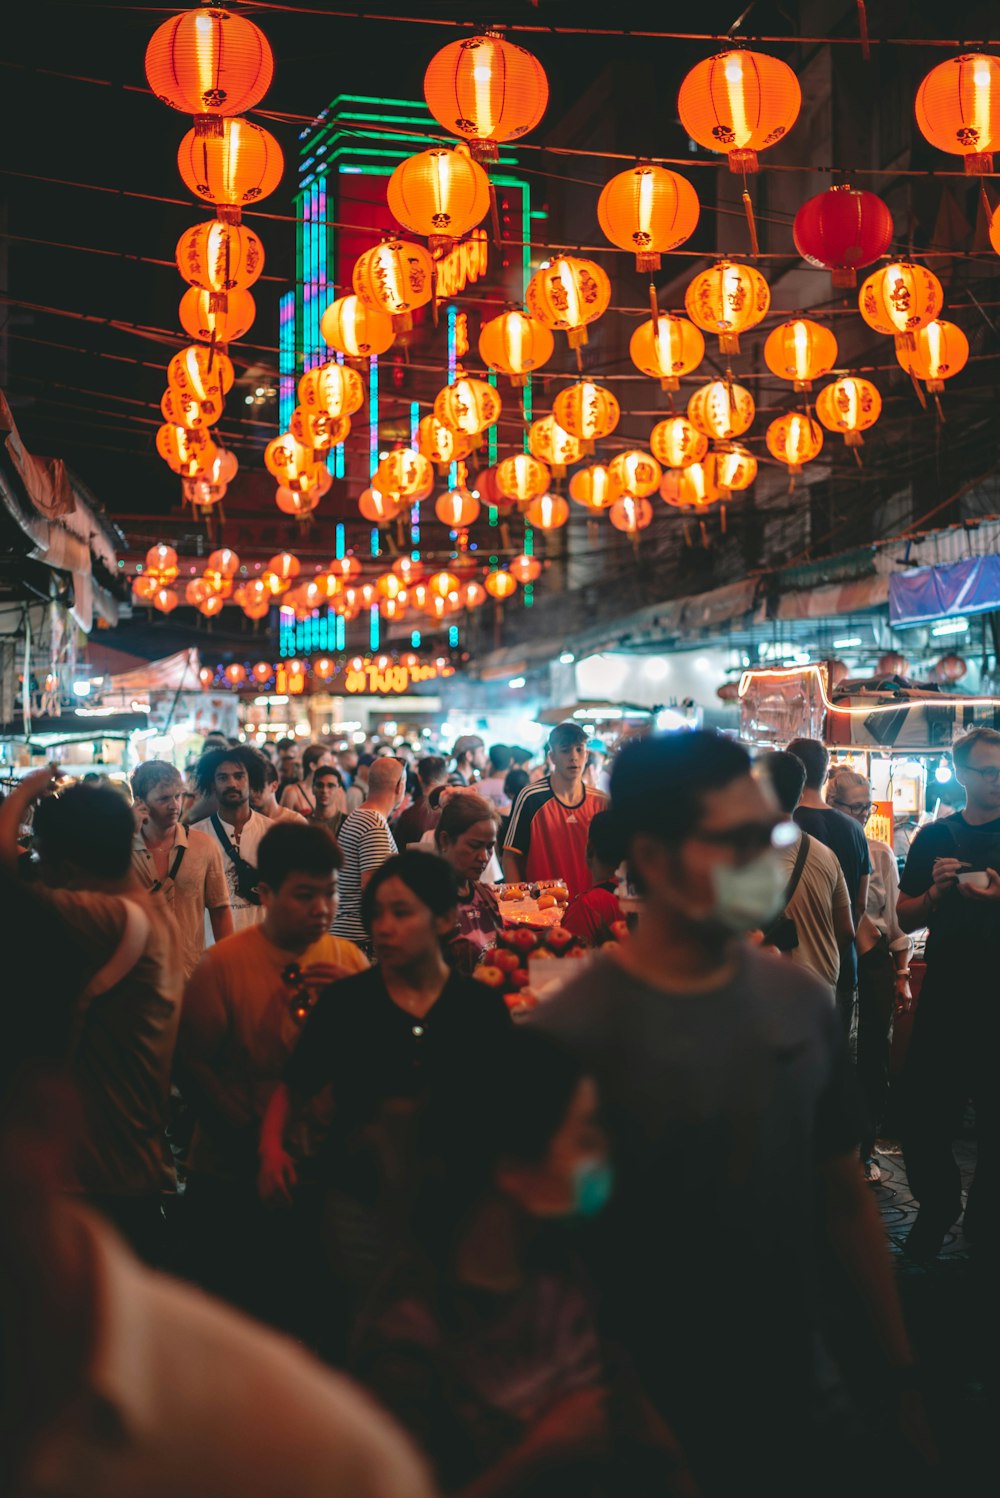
[889,555,1000,627]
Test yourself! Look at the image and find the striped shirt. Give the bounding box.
[503,777,609,901]
[331,806,398,943]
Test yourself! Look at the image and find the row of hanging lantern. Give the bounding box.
[144,6,286,542]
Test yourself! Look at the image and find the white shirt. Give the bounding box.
[192,810,272,933]
[866,837,908,948]
[476,773,511,812]
[18,1210,434,1498]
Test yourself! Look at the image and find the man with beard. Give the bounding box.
[192,747,272,934]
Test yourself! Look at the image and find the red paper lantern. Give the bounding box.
[793,186,893,288]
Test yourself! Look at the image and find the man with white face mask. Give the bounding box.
[535,731,926,1498]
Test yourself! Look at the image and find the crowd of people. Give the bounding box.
[1,717,995,1495]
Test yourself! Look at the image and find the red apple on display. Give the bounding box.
[509,928,539,953]
[492,949,521,975]
[512,967,530,988]
[546,926,575,953]
[475,965,506,989]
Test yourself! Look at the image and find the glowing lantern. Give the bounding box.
[792,186,893,288]
[198,593,225,619]
[320,295,394,359]
[168,345,234,402]
[161,386,215,430]
[224,663,247,687]
[153,587,179,614]
[766,412,824,474]
[526,256,611,349]
[678,49,801,172]
[525,493,569,531]
[329,555,362,583]
[416,414,476,471]
[988,206,1000,257]
[687,379,755,441]
[916,54,1000,174]
[423,32,548,161]
[376,572,404,600]
[684,261,770,354]
[177,117,283,219]
[252,661,272,684]
[133,575,160,602]
[265,553,300,595]
[460,580,488,609]
[264,433,322,492]
[435,488,481,529]
[650,417,708,469]
[895,319,970,393]
[877,652,908,678]
[479,309,554,386]
[527,415,582,476]
[393,555,426,586]
[387,146,489,244]
[207,548,240,579]
[182,476,227,509]
[175,221,264,309]
[145,8,273,131]
[179,287,256,345]
[815,377,882,447]
[308,657,333,682]
[763,319,838,391]
[358,487,406,525]
[858,263,943,346]
[352,239,434,332]
[434,373,502,436]
[484,569,518,599]
[936,653,968,683]
[713,446,757,491]
[210,448,239,487]
[375,449,435,502]
[289,406,350,453]
[185,577,213,608]
[203,569,233,600]
[428,570,461,601]
[629,314,705,391]
[608,450,663,499]
[380,594,409,622]
[659,459,728,509]
[509,553,542,583]
[145,543,178,583]
[496,453,551,504]
[198,666,214,688]
[569,463,622,512]
[243,599,270,623]
[156,423,217,477]
[552,381,620,454]
[597,161,700,270]
[275,488,318,518]
[609,496,654,533]
[298,362,365,421]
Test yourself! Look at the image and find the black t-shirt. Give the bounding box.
[900,813,1000,985]
[284,967,512,1142]
[793,805,872,911]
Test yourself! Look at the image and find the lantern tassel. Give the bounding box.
[720,503,727,535]
[636,251,661,273]
[683,522,694,548]
[965,152,994,176]
[431,263,439,329]
[699,521,709,549]
[856,1,871,61]
[194,115,224,139]
[908,367,928,410]
[648,282,660,327]
[934,394,945,424]
[216,204,241,226]
[852,446,863,469]
[587,519,598,546]
[488,180,502,250]
[500,521,511,552]
[742,186,761,260]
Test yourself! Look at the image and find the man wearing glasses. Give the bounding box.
[896,726,1000,1260]
[536,731,922,1494]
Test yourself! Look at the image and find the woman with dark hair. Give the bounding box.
[434,794,502,974]
[258,853,511,1332]
[352,1029,694,1498]
[280,744,345,820]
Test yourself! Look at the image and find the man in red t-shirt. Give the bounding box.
[502,722,609,900]
[562,810,626,945]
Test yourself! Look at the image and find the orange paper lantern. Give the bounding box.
[375,448,435,502]
[484,568,518,599]
[478,309,554,386]
[608,449,663,499]
[329,555,362,583]
[429,570,461,599]
[276,488,321,518]
[597,161,700,270]
[434,373,502,436]
[524,493,569,531]
[352,239,434,332]
[858,263,943,345]
[629,314,705,391]
[460,580,488,609]
[916,54,1000,174]
[687,379,755,441]
[252,661,273,683]
[161,385,217,430]
[264,433,323,492]
[156,423,217,477]
[496,453,551,504]
[508,553,542,583]
[527,414,583,476]
[207,548,240,579]
[609,496,654,533]
[145,8,273,130]
[387,146,489,241]
[320,295,395,358]
[569,463,622,512]
[179,287,256,345]
[177,117,283,218]
[713,445,757,491]
[684,261,770,354]
[198,593,225,619]
[168,345,235,402]
[766,412,824,474]
[435,488,482,529]
[678,49,801,172]
[815,377,882,447]
[133,575,160,603]
[763,318,838,391]
[894,319,969,393]
[357,487,406,525]
[175,221,264,306]
[552,381,620,454]
[145,543,179,583]
[659,458,729,509]
[289,406,350,453]
[416,414,477,470]
[650,417,709,469]
[424,32,548,161]
[298,362,365,421]
[153,587,179,614]
[526,256,611,349]
[224,663,247,687]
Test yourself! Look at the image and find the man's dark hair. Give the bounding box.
[302,744,330,777]
[952,726,1000,770]
[276,738,297,754]
[131,760,182,803]
[196,744,266,796]
[504,768,529,803]
[785,737,829,791]
[586,809,627,870]
[261,756,280,787]
[257,822,342,889]
[360,851,459,932]
[417,754,448,790]
[756,750,807,816]
[487,743,511,774]
[33,784,134,881]
[549,721,588,751]
[313,764,343,787]
[509,746,533,767]
[611,731,752,847]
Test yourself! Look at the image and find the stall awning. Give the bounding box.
[776,573,889,620]
[889,556,1000,627]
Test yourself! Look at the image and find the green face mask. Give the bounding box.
[710,850,786,933]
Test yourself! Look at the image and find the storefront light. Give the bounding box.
[559,651,575,664]
[509,677,526,689]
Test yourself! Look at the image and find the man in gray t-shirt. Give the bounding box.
[535,732,924,1496]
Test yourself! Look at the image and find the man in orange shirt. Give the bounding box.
[503,721,609,900]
